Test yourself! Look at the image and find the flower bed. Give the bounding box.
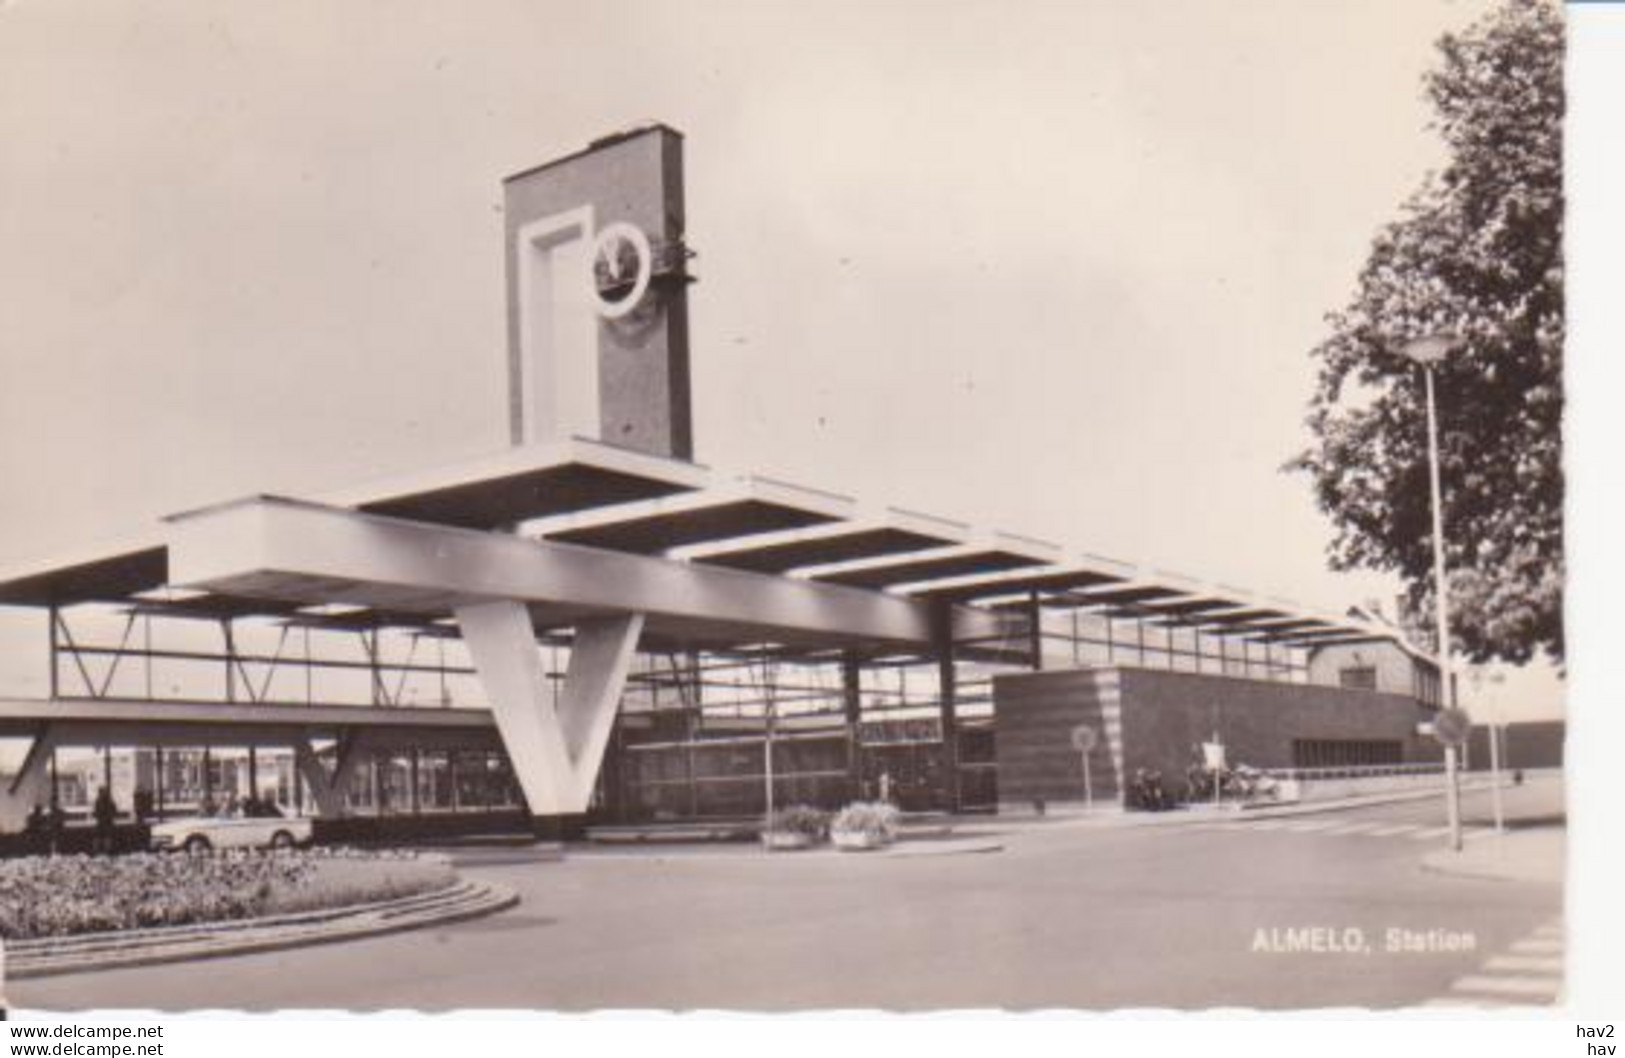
[265,849,453,916]
[760,805,829,849]
[829,802,900,851]
[0,848,454,941]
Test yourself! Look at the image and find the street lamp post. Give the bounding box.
[760,655,778,851]
[1397,333,1464,852]
[1490,714,1506,830]
[1469,667,1508,833]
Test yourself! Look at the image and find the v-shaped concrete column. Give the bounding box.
[455,601,643,824]
[0,726,55,831]
[293,732,367,817]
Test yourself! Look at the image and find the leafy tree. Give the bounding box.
[1291,0,1564,666]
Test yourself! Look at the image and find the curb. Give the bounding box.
[1417,827,1565,886]
[890,838,1003,857]
[8,880,518,980]
[1203,776,1530,825]
[575,834,1004,862]
[1013,777,1524,833]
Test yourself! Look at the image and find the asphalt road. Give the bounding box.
[14,779,1564,1012]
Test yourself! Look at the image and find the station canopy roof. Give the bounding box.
[0,436,1400,656]
[908,561,1134,606]
[335,438,709,529]
[0,539,169,609]
[542,476,852,554]
[804,533,1062,591]
[681,508,964,574]
[1042,582,1190,612]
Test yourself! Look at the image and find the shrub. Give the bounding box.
[830,802,901,845]
[763,804,829,841]
[0,848,452,941]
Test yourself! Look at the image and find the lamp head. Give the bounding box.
[1395,333,1462,366]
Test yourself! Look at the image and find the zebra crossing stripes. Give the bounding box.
[1321,821,1388,836]
[1429,920,1564,1008]
[1483,954,1562,974]
[1193,817,1499,844]
[1280,819,1340,833]
[1450,974,1559,998]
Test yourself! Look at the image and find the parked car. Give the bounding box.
[149,802,312,852]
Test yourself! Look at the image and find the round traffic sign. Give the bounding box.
[1432,707,1472,746]
[1071,724,1098,753]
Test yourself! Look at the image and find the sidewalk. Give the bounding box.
[1420,824,1565,885]
[994,774,1530,833]
[573,774,1560,852]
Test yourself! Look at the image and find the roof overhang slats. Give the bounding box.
[908,564,1129,605]
[545,478,854,555]
[692,519,960,574]
[343,440,707,530]
[808,539,1060,591]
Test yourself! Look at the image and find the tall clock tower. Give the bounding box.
[503,124,694,460]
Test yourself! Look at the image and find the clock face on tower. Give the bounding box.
[589,221,653,320]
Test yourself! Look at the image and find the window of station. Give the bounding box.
[1290,739,1403,768]
[1338,665,1378,690]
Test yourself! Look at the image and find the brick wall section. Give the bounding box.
[1467,719,1565,771]
[992,668,1124,808]
[1117,666,1441,790]
[995,665,1442,808]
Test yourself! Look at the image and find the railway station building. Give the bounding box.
[0,125,1446,839]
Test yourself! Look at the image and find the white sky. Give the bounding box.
[0,0,1569,720]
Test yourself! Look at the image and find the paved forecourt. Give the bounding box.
[12,781,1564,1012]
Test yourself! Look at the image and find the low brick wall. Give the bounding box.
[1277,771,1443,803]
[1291,770,1514,803]
[1466,719,1565,772]
[994,665,1441,809]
